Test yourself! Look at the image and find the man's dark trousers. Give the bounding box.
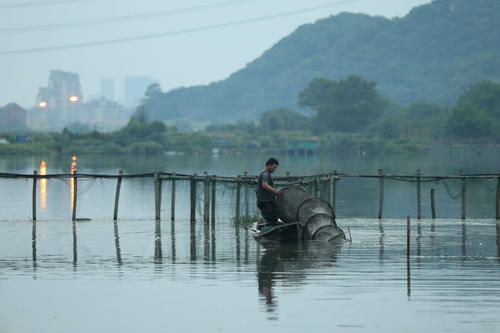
[258,201,278,225]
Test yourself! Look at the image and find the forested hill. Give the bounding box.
[144,0,500,123]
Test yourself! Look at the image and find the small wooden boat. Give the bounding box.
[246,222,303,243]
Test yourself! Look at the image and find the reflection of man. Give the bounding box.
[257,158,281,227]
[257,244,281,311]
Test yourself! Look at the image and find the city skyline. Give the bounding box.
[1,0,431,108]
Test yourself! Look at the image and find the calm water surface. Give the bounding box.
[1,218,500,332]
[1,151,500,332]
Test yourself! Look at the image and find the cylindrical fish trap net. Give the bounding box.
[275,187,345,241]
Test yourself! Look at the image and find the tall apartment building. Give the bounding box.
[36,70,83,128]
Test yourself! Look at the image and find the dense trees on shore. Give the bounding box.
[1,76,499,156]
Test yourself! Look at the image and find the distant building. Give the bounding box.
[286,139,319,156]
[83,98,132,131]
[100,78,115,101]
[124,76,157,107]
[0,103,27,130]
[36,70,84,128]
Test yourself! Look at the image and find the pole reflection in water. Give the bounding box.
[70,156,77,212]
[190,220,196,261]
[235,219,241,263]
[72,219,77,267]
[407,216,411,298]
[244,228,249,265]
[204,221,210,261]
[211,219,216,262]
[378,220,384,263]
[32,220,37,268]
[497,221,500,264]
[417,221,422,265]
[430,219,436,248]
[462,220,467,263]
[39,160,46,212]
[171,219,176,264]
[154,220,163,263]
[113,220,122,265]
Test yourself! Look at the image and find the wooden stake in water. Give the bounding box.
[329,174,333,211]
[235,175,241,222]
[430,188,436,219]
[190,175,197,222]
[204,172,210,224]
[417,169,422,220]
[154,173,161,220]
[113,170,123,221]
[461,170,466,220]
[72,171,78,222]
[32,170,37,221]
[378,169,384,219]
[332,171,338,217]
[171,173,176,221]
[244,171,249,218]
[211,175,216,224]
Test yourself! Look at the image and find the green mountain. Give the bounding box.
[144,0,500,123]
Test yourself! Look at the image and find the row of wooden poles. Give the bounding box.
[15,169,500,221]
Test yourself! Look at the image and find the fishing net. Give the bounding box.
[297,198,335,222]
[275,187,345,241]
[275,187,310,222]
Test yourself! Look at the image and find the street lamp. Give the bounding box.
[69,95,79,103]
[38,101,48,108]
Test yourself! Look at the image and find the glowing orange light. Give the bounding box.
[70,156,77,211]
[40,160,47,211]
[38,101,48,108]
[69,95,79,103]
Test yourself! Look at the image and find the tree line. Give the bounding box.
[1,75,498,155]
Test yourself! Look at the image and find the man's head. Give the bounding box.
[265,157,279,173]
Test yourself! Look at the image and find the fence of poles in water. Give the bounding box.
[1,170,500,222]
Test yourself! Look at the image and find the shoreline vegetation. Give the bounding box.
[1,76,499,156]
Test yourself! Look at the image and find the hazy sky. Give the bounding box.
[0,0,431,108]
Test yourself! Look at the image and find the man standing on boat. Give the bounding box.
[257,158,281,227]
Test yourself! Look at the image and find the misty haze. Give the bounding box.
[1,1,500,332]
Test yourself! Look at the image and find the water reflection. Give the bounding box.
[462,220,467,262]
[154,220,162,263]
[256,240,343,316]
[32,220,37,267]
[72,219,77,267]
[211,219,216,262]
[235,219,241,263]
[39,160,46,212]
[70,156,77,212]
[378,220,384,263]
[113,220,122,265]
[257,243,283,314]
[8,217,500,332]
[497,221,500,264]
[204,221,210,261]
[430,219,436,248]
[171,219,176,263]
[417,221,422,265]
[190,220,196,261]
